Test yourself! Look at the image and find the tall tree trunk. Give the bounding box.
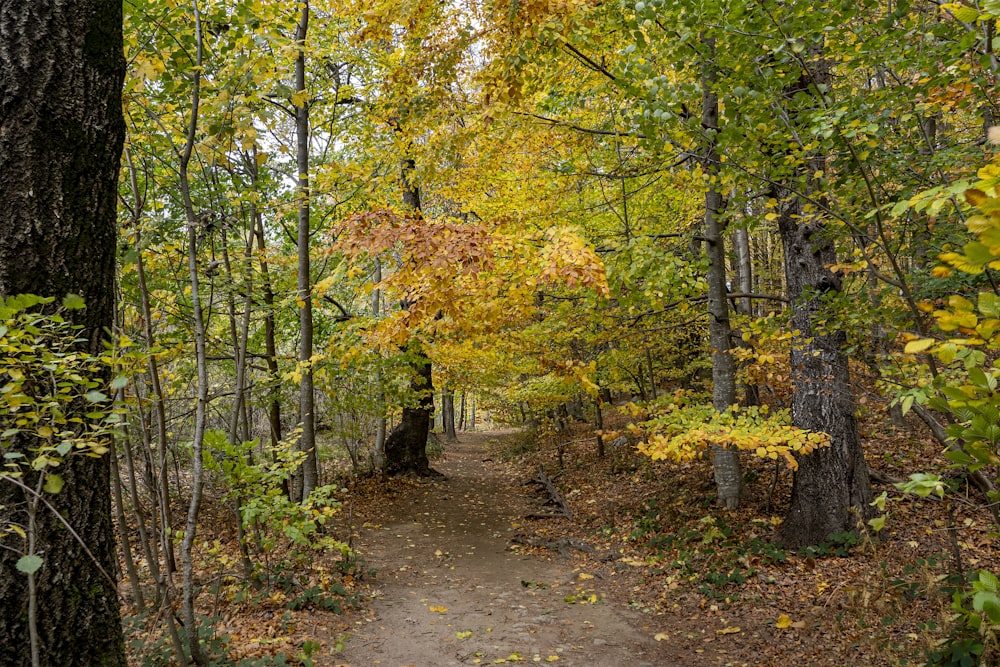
[382,155,438,476]
[372,257,387,470]
[0,1,126,664]
[594,397,606,458]
[251,180,283,452]
[732,226,760,406]
[777,53,873,548]
[177,3,209,662]
[125,149,176,573]
[442,388,457,443]
[294,1,318,499]
[701,33,744,509]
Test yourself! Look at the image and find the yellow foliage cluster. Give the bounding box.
[902,160,1000,360]
[629,395,830,470]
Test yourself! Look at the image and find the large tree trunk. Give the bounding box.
[383,347,440,477]
[381,153,438,476]
[777,202,874,546]
[0,2,127,665]
[777,53,873,548]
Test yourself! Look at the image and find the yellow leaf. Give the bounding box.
[546,657,559,662]
[967,188,990,207]
[716,626,741,635]
[578,573,594,580]
[775,614,793,629]
[931,266,954,278]
[654,632,670,641]
[429,605,448,613]
[904,338,935,354]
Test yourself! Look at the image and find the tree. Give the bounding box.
[382,156,439,477]
[293,0,319,500]
[775,51,874,547]
[0,1,127,665]
[700,32,744,510]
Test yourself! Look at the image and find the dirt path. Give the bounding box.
[340,431,687,666]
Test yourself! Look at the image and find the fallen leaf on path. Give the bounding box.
[776,614,793,629]
[428,605,448,613]
[716,626,741,635]
[654,632,670,641]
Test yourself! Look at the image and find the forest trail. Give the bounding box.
[339,431,693,666]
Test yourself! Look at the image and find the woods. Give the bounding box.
[4,0,1000,664]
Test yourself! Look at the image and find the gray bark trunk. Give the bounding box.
[732,226,760,406]
[442,388,457,443]
[177,5,208,662]
[777,55,874,548]
[0,1,127,664]
[294,1,318,499]
[702,33,744,509]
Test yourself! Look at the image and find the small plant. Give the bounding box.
[925,570,1000,666]
[800,531,860,559]
[125,612,289,667]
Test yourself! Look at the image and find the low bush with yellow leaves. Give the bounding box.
[626,390,830,470]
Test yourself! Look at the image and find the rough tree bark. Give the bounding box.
[0,1,127,665]
[383,344,439,477]
[777,53,874,548]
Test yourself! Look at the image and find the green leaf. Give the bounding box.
[945,449,976,466]
[981,570,1000,593]
[62,294,86,310]
[983,597,1000,624]
[84,390,108,403]
[945,2,981,22]
[16,555,43,575]
[43,474,64,494]
[964,241,995,266]
[969,366,993,390]
[980,292,1000,318]
[110,376,129,391]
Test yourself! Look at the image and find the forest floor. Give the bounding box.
[334,420,1000,667]
[155,414,1000,667]
[335,430,679,666]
